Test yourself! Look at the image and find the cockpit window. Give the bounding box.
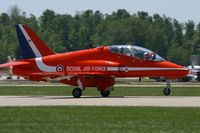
[109,45,164,62]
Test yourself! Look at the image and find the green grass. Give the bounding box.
[0,106,200,133]
[0,86,200,96]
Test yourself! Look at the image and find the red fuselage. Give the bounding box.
[12,46,188,89]
[0,24,189,97]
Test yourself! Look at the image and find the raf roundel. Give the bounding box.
[56,65,64,72]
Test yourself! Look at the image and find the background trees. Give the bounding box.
[0,6,200,66]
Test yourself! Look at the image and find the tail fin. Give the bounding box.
[16,24,55,59]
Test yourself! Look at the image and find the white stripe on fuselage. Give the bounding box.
[34,63,187,73]
[35,57,56,72]
[19,24,41,57]
[107,67,187,71]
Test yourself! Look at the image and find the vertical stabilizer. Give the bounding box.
[16,24,55,59]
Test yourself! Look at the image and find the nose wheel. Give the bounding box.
[163,87,171,96]
[72,88,82,98]
[163,79,171,96]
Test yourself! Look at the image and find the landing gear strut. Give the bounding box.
[72,88,82,98]
[163,80,171,96]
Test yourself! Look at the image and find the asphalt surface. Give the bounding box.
[0,80,200,107]
[0,96,200,107]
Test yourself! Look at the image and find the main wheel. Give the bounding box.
[163,88,171,96]
[72,88,82,98]
[100,90,110,97]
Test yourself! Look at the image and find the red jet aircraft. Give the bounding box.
[0,24,188,98]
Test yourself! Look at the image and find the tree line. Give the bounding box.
[0,5,200,65]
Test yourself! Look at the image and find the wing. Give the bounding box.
[0,61,30,68]
[30,72,106,82]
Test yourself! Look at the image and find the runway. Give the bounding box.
[0,96,200,107]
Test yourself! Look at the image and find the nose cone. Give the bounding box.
[160,61,189,79]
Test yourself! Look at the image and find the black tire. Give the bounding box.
[72,88,82,98]
[163,88,171,96]
[100,90,110,97]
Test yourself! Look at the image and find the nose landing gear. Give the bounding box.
[163,80,171,96]
[163,87,171,96]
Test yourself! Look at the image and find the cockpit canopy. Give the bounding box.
[108,45,164,62]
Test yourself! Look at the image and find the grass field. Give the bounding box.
[0,106,199,133]
[0,86,200,96]
[0,86,200,133]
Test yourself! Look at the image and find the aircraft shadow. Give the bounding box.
[9,95,169,100]
[42,96,125,100]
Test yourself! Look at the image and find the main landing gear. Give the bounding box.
[100,90,110,97]
[72,88,82,98]
[72,86,113,98]
[163,80,171,96]
[72,88,111,98]
[71,77,115,98]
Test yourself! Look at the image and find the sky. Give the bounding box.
[0,0,200,24]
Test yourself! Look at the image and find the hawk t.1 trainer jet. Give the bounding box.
[0,24,188,98]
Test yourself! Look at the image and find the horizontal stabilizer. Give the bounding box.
[0,61,30,68]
